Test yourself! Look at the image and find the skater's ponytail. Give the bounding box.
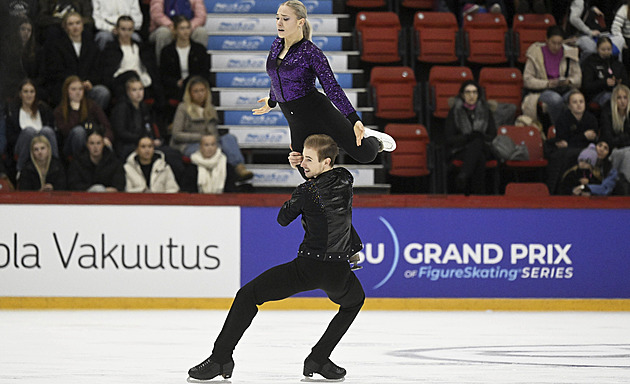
[281,0,312,41]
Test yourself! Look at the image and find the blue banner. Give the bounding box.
[241,207,630,299]
[209,36,343,51]
[215,72,354,88]
[206,0,333,14]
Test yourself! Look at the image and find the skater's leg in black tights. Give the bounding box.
[310,272,365,363]
[281,92,380,164]
[211,260,307,362]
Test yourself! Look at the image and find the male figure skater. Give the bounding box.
[188,134,365,381]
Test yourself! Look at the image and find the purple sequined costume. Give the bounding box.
[265,38,379,162]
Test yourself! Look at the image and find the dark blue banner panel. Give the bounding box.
[241,207,630,299]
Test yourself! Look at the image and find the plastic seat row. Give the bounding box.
[385,123,548,194]
[354,11,556,66]
[367,65,523,126]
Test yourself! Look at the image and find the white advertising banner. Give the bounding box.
[0,205,241,298]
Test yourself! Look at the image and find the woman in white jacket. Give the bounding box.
[190,133,227,194]
[125,135,179,193]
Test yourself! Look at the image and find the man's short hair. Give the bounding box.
[116,15,134,28]
[303,134,339,166]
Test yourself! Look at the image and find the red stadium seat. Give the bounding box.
[412,12,460,65]
[479,67,523,112]
[346,0,388,9]
[401,0,434,10]
[504,182,550,196]
[384,123,430,177]
[462,13,509,65]
[427,66,473,120]
[355,11,403,63]
[512,14,556,64]
[369,66,418,120]
[497,125,548,182]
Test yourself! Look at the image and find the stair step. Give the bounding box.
[205,14,350,34]
[247,164,381,188]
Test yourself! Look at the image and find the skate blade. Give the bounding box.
[187,377,231,383]
[350,265,363,271]
[301,377,345,382]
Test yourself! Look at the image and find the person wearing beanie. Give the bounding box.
[559,143,603,195]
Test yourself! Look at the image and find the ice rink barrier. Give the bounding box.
[1,192,629,311]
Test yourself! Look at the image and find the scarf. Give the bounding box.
[452,97,490,136]
[190,148,227,194]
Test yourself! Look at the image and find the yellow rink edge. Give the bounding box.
[1,297,629,311]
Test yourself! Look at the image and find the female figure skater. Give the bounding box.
[252,0,396,163]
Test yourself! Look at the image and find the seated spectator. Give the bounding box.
[170,76,253,181]
[159,15,210,103]
[581,36,629,108]
[36,0,94,45]
[611,0,630,68]
[92,0,143,50]
[445,80,497,195]
[149,0,208,62]
[564,0,625,61]
[109,76,184,180]
[181,133,230,194]
[45,11,110,110]
[522,25,581,128]
[18,18,47,101]
[600,84,630,149]
[53,75,113,158]
[6,79,59,172]
[67,128,125,192]
[102,16,164,106]
[545,89,599,193]
[559,142,602,194]
[124,135,179,193]
[17,135,66,191]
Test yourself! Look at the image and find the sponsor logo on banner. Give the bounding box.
[0,206,241,298]
[356,216,574,291]
[221,36,266,50]
[312,36,329,50]
[219,18,260,32]
[227,56,266,70]
[219,73,269,88]
[210,0,328,13]
[244,129,289,144]
[212,0,255,12]
[240,207,630,298]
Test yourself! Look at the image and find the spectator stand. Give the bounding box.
[205,0,389,193]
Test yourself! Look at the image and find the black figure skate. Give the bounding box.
[187,356,234,382]
[303,356,346,381]
[349,253,362,271]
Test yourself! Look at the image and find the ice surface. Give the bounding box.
[1,310,628,383]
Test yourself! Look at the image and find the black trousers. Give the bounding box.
[211,256,365,364]
[279,91,380,163]
[453,137,488,194]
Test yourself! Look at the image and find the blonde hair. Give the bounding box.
[611,84,630,134]
[61,11,83,30]
[280,0,312,40]
[182,76,219,121]
[30,135,52,188]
